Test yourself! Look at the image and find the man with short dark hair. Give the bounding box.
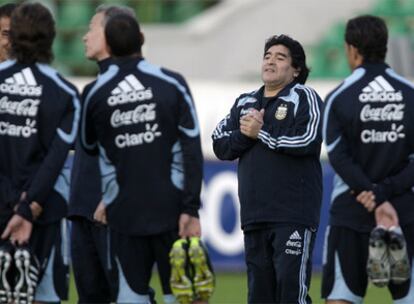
[212,34,323,304]
[69,5,135,303]
[0,2,79,303]
[0,3,16,62]
[81,13,203,303]
[322,15,414,304]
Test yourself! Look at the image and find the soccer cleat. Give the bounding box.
[13,247,40,304]
[367,227,390,287]
[0,244,13,304]
[388,230,411,284]
[188,237,214,301]
[169,239,193,304]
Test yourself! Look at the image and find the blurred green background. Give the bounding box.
[0,0,219,76]
[2,0,414,78]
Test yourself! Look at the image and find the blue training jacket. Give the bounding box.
[80,57,203,236]
[0,60,79,224]
[324,63,414,232]
[69,58,112,222]
[212,81,323,230]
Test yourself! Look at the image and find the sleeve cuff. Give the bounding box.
[15,200,33,222]
[257,124,282,149]
[232,130,256,146]
[373,182,392,207]
[181,208,199,218]
[25,192,44,207]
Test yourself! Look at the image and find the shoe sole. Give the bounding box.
[390,260,410,284]
[367,237,390,288]
[0,249,12,304]
[389,242,411,284]
[188,243,214,301]
[169,246,193,304]
[14,248,38,304]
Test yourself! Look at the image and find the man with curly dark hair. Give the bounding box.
[0,3,79,303]
[212,34,323,304]
[322,15,414,304]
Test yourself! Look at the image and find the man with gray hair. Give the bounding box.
[68,5,137,303]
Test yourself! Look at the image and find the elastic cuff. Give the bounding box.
[373,183,391,207]
[233,130,256,145]
[182,208,199,218]
[16,200,33,222]
[261,123,271,134]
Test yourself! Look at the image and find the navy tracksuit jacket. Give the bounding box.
[324,63,414,231]
[80,57,203,236]
[212,81,323,230]
[0,60,79,224]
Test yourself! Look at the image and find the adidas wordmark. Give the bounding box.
[108,74,153,106]
[359,76,402,102]
[0,68,42,96]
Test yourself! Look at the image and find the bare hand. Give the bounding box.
[186,216,201,237]
[356,190,376,212]
[240,109,264,139]
[179,213,201,238]
[20,191,27,201]
[247,108,264,124]
[375,201,399,228]
[30,202,42,220]
[93,201,107,225]
[1,214,33,245]
[15,193,42,220]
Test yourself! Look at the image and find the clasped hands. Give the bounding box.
[356,190,398,228]
[1,192,42,245]
[240,108,265,139]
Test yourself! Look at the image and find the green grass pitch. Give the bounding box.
[64,271,393,303]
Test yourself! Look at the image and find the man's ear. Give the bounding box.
[347,44,360,60]
[294,68,301,78]
[139,32,145,47]
[105,43,111,56]
[346,43,363,68]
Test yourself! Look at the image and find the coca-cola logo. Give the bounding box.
[110,103,156,128]
[0,96,40,117]
[360,104,404,122]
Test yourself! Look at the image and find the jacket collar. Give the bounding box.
[97,57,113,73]
[252,81,299,100]
[357,62,390,73]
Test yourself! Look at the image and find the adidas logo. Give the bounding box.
[0,68,42,96]
[359,75,402,102]
[289,231,302,240]
[107,74,153,106]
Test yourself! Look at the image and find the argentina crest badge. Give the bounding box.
[275,104,288,120]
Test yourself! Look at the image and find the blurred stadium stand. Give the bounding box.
[0,0,368,77]
[2,0,414,79]
[310,0,414,78]
[143,0,374,81]
[0,0,219,75]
